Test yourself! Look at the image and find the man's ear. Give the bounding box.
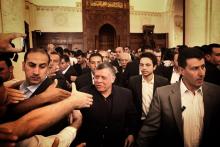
[9,66,14,73]
[179,66,184,76]
[111,76,116,83]
[153,65,157,71]
[205,54,211,62]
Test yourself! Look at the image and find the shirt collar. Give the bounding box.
[19,78,46,93]
[142,74,154,85]
[62,65,71,74]
[180,79,203,96]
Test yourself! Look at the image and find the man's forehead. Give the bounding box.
[95,68,110,73]
[213,47,220,53]
[26,54,49,65]
[186,58,205,66]
[90,56,102,61]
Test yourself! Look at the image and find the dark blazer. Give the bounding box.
[136,82,220,147]
[128,74,169,129]
[29,77,53,97]
[75,72,93,90]
[30,77,69,136]
[76,85,138,147]
[111,59,120,70]
[123,60,140,87]
[154,64,173,81]
[50,71,70,91]
[63,66,78,83]
[204,61,220,86]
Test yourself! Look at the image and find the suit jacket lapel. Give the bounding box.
[30,78,53,97]
[201,83,212,137]
[153,75,159,94]
[169,82,183,138]
[136,76,142,105]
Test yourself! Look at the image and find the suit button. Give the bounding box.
[105,126,108,129]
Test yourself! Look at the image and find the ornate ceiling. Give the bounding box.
[27,0,172,12]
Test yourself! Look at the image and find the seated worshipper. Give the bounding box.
[75,53,103,90]
[128,52,169,131]
[75,62,138,147]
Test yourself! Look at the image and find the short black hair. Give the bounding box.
[60,55,70,63]
[96,62,116,76]
[24,48,50,64]
[0,56,12,67]
[89,53,103,62]
[139,52,157,66]
[178,47,204,68]
[205,43,220,55]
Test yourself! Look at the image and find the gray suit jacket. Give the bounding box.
[136,82,220,147]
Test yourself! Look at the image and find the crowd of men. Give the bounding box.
[0,33,220,147]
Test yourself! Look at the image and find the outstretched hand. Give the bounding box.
[71,83,93,109]
[42,79,71,103]
[0,127,18,147]
[0,33,26,52]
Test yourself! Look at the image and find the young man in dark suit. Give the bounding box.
[60,54,78,83]
[75,53,103,90]
[136,47,220,147]
[128,52,169,131]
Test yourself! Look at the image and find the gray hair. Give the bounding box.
[96,62,116,76]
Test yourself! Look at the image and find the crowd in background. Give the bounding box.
[0,33,220,147]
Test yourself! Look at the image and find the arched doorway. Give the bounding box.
[98,24,116,50]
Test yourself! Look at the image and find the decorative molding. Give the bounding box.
[54,13,68,26]
[174,15,183,30]
[36,6,81,12]
[130,10,163,17]
[25,1,82,12]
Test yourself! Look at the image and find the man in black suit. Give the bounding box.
[75,53,103,90]
[76,62,138,147]
[111,46,124,70]
[203,43,220,85]
[60,55,78,83]
[114,52,132,87]
[123,47,155,87]
[136,47,220,147]
[5,49,71,137]
[128,52,169,130]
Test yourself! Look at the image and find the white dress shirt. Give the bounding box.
[141,75,154,120]
[180,80,204,147]
[19,81,42,98]
[170,68,180,84]
[17,126,77,147]
[62,65,71,74]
